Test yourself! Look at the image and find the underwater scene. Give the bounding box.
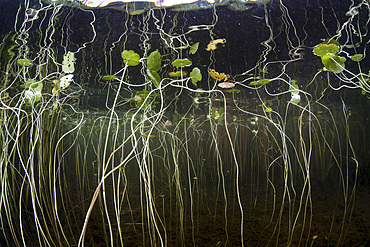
[0,0,369,246]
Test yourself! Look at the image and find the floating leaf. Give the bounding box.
[141,134,156,138]
[189,42,199,54]
[289,80,299,96]
[121,50,140,66]
[20,79,36,89]
[258,79,271,85]
[59,74,73,89]
[321,54,346,73]
[102,75,117,81]
[190,67,202,86]
[172,58,192,67]
[17,58,32,67]
[218,82,235,88]
[169,71,187,77]
[208,69,230,81]
[290,94,301,104]
[147,69,161,88]
[147,50,161,72]
[129,9,146,15]
[264,107,272,113]
[226,89,240,93]
[62,51,75,73]
[323,38,341,46]
[24,81,43,106]
[249,81,259,86]
[313,43,339,57]
[351,54,363,61]
[206,39,226,51]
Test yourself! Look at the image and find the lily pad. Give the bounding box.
[190,67,202,86]
[169,71,187,77]
[20,79,36,89]
[264,107,272,113]
[62,51,75,73]
[290,94,301,104]
[172,58,192,67]
[351,54,363,61]
[323,38,341,46]
[59,74,73,89]
[17,58,32,67]
[321,54,346,73]
[121,50,140,66]
[218,82,235,89]
[102,75,118,81]
[147,50,161,72]
[189,42,199,55]
[258,79,271,85]
[226,89,240,93]
[313,43,339,57]
[289,80,299,96]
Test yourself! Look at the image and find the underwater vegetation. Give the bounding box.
[0,0,369,246]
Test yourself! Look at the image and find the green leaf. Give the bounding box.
[102,75,118,81]
[190,67,202,86]
[264,107,272,113]
[189,42,199,55]
[258,79,271,85]
[20,79,36,89]
[147,50,161,72]
[121,50,140,66]
[323,38,341,46]
[172,58,192,67]
[313,43,339,57]
[351,54,363,61]
[226,89,240,93]
[322,54,346,73]
[141,134,156,138]
[169,71,186,77]
[24,81,43,106]
[147,69,161,88]
[249,81,259,86]
[17,58,32,67]
[289,80,299,96]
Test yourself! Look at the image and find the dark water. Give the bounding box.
[0,0,369,246]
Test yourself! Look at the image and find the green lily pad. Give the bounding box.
[264,107,272,113]
[323,38,341,46]
[189,42,199,55]
[313,43,339,57]
[321,54,346,73]
[17,58,32,67]
[141,134,156,138]
[147,69,161,88]
[226,89,240,93]
[169,71,186,77]
[121,50,140,66]
[172,58,192,67]
[102,75,118,81]
[351,54,363,61]
[289,79,299,96]
[190,67,202,86]
[259,79,271,85]
[147,50,161,72]
[20,79,36,89]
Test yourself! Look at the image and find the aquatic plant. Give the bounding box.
[0,1,368,247]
